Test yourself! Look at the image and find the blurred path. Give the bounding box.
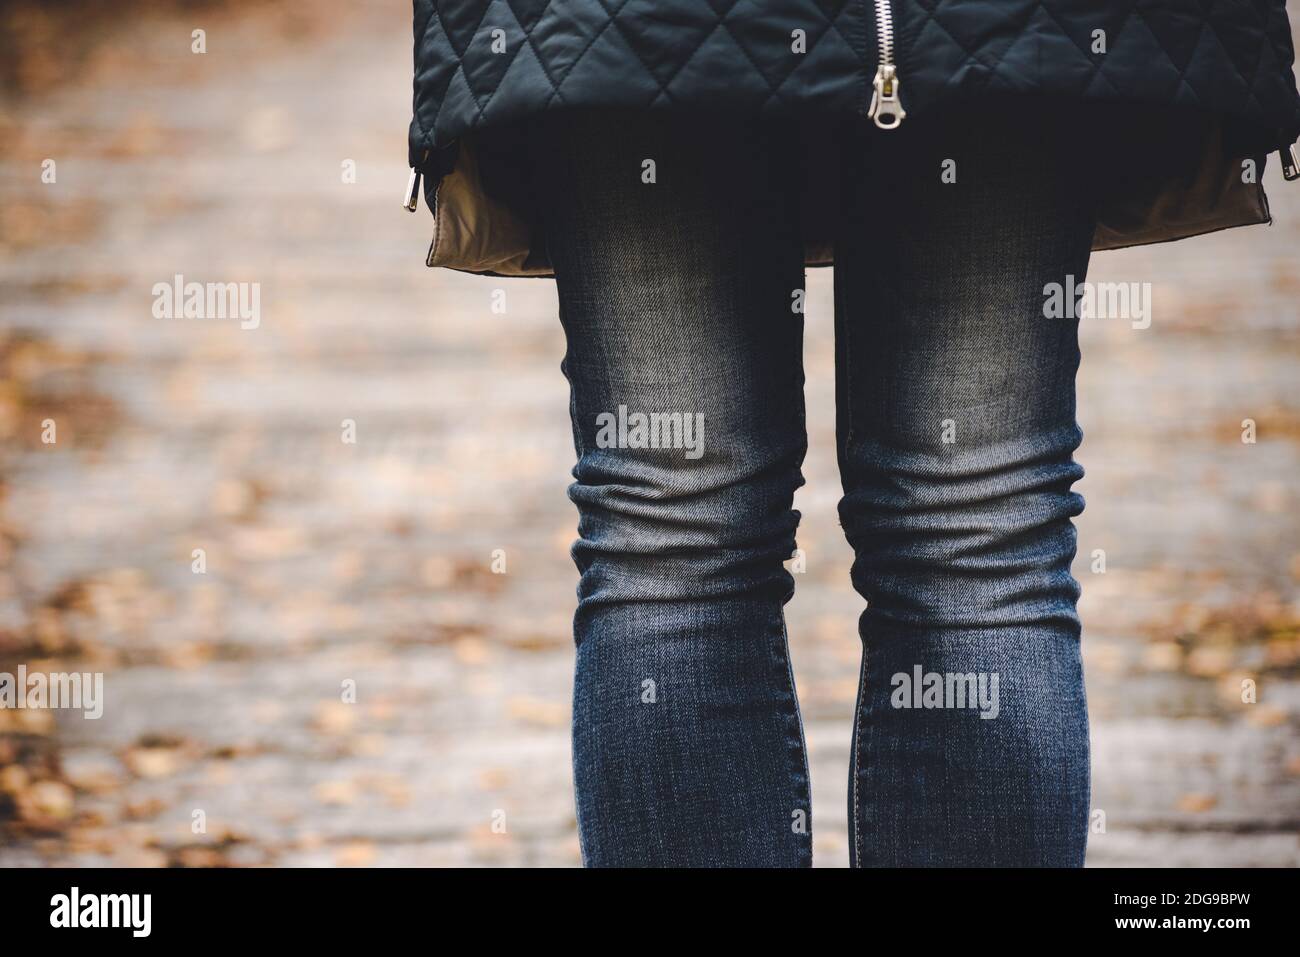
[0,1,1297,866]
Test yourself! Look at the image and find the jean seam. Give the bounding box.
[773,610,813,866]
[849,641,867,867]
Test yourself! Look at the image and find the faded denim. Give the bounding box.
[530,109,1094,868]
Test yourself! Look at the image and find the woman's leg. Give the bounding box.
[530,112,812,867]
[835,111,1095,866]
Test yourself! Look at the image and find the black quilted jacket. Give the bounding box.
[407,1,1300,275]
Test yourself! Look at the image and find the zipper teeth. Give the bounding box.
[874,0,895,66]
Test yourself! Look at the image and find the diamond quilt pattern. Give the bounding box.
[410,1,1300,168]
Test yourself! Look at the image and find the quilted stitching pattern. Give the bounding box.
[410,1,1300,167]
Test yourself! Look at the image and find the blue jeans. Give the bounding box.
[530,109,1094,867]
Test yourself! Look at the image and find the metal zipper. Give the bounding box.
[403,168,422,211]
[1282,143,1300,182]
[404,148,431,212]
[866,0,906,130]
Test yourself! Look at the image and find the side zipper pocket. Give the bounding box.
[403,147,445,267]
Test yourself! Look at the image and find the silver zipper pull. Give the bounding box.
[404,167,422,212]
[1282,143,1300,182]
[868,63,906,130]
